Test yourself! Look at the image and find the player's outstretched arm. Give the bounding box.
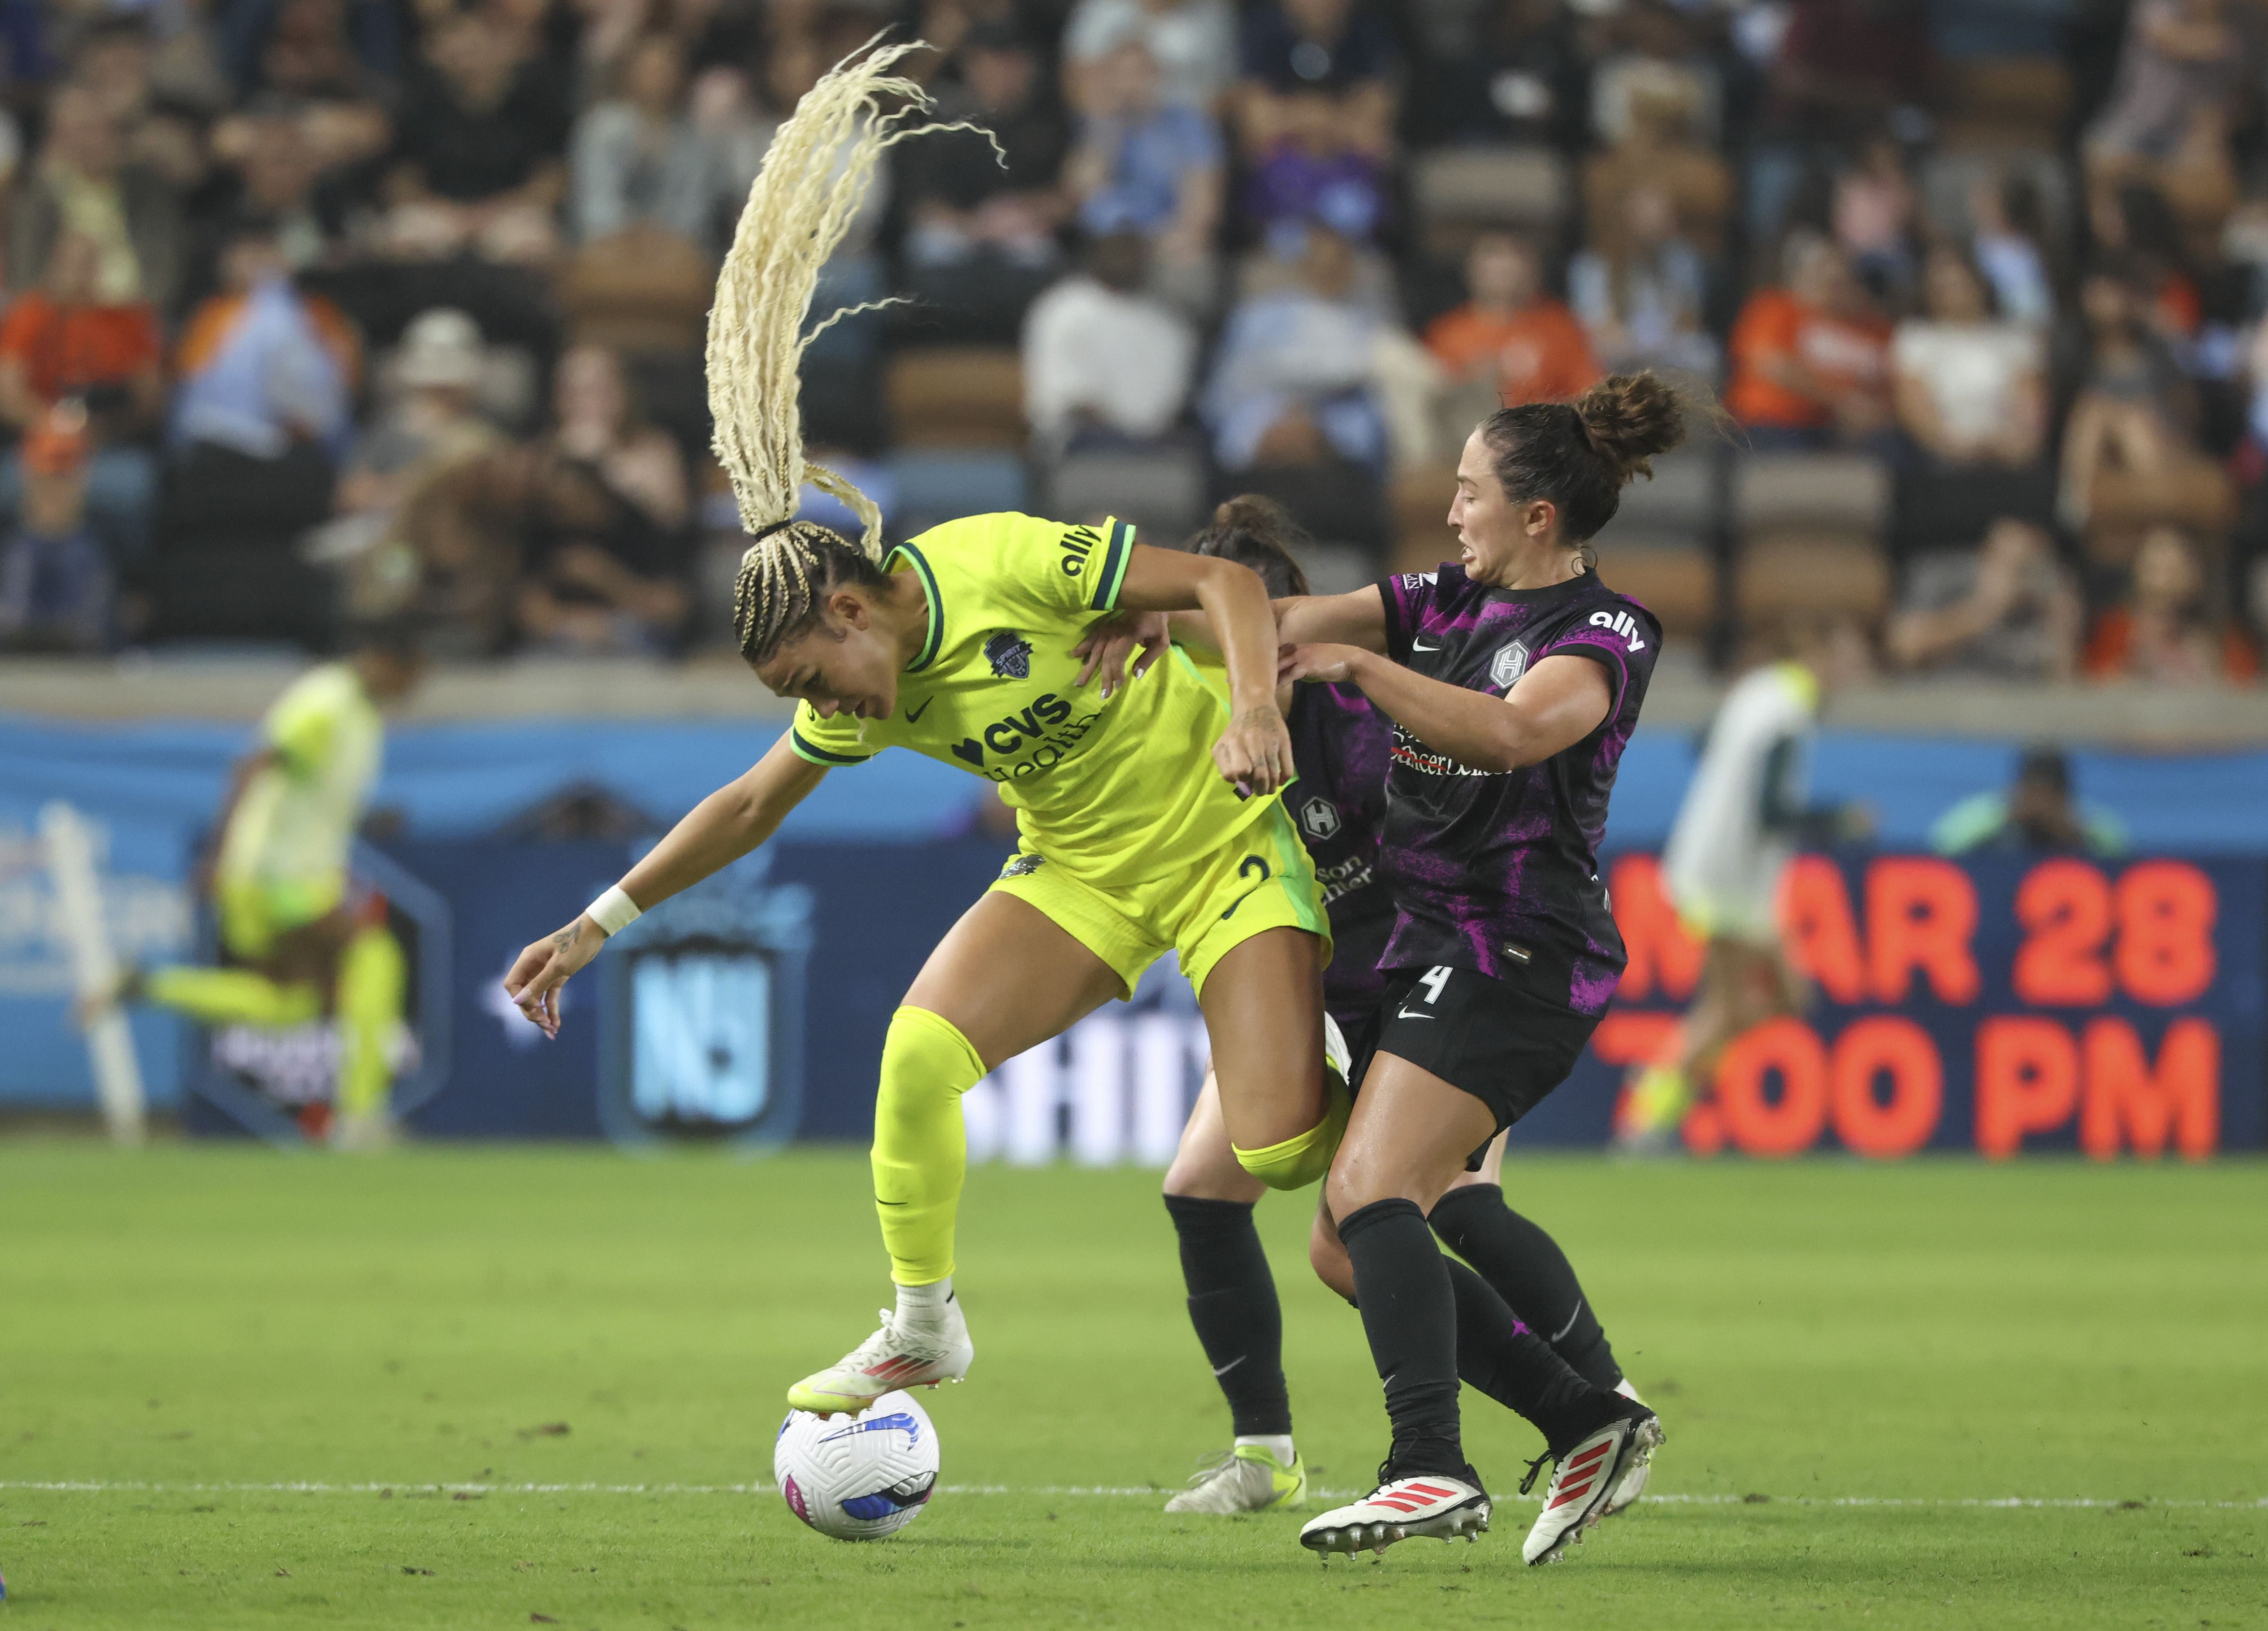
[502,735,827,1037]
[1279,647,1611,773]
[1115,543,1294,794]
[1164,584,1389,660]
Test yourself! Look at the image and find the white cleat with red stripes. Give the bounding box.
[1520,1406,1665,1565]
[1599,1380,1656,1518]
[785,1301,974,1416]
[1298,1473,1491,1558]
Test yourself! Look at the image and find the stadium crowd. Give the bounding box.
[1,0,2267,688]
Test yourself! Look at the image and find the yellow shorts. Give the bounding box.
[215,874,342,962]
[989,798,1331,999]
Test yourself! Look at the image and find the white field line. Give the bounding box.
[1,1481,2262,1510]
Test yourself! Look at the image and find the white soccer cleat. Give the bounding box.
[1164,1444,1307,1514]
[786,1300,974,1416]
[1520,1405,1664,1565]
[1600,1380,1654,1517]
[1298,1472,1489,1557]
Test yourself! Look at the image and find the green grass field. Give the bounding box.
[0,1143,2263,1631]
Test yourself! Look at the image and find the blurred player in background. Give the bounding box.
[1138,498,1639,1519]
[78,619,424,1147]
[503,46,1345,1420]
[1613,621,1866,1155]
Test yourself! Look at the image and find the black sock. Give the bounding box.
[1431,1183,1623,1390]
[1443,1258,1610,1455]
[1162,1194,1290,1437]
[1337,1198,1463,1478]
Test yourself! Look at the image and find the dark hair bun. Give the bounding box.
[1187,493,1315,598]
[1573,372,1686,483]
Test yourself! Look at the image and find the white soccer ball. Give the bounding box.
[774,1391,939,1540]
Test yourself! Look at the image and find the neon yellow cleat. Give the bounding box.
[1164,1443,1307,1514]
[1612,1064,1692,1155]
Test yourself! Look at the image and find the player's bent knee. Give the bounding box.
[1230,1081,1350,1192]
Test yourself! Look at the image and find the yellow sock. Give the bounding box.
[142,967,322,1029]
[1232,1074,1352,1192]
[871,1006,986,1287]
[334,923,406,1121]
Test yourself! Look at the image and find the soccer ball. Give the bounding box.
[774,1391,939,1540]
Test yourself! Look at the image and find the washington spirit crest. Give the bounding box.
[985,631,1034,679]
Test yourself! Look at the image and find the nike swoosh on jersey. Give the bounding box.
[1394,1007,1437,1021]
[905,697,935,722]
[1412,641,1443,652]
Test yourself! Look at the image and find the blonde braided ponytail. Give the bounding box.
[711,37,991,665]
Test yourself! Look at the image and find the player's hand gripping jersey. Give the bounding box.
[788,513,1277,891]
[1376,565,1660,1015]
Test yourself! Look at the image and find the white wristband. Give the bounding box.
[587,885,642,937]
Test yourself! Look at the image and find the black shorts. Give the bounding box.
[1344,965,1601,1145]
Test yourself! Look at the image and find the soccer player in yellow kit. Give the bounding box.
[502,43,1341,1416]
[82,623,423,1146]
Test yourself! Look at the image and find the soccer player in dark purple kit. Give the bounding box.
[1134,498,1648,1524]
[1271,373,1686,1564]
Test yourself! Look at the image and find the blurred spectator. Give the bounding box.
[166,227,359,545]
[1239,83,1386,250]
[0,229,164,557]
[186,102,347,309]
[1831,133,1916,296]
[1892,242,2053,549]
[1749,0,1931,240]
[1581,69,1731,263]
[2089,182,2203,342]
[143,0,237,118]
[1234,0,1397,174]
[551,343,688,532]
[414,343,689,655]
[1023,232,1197,454]
[571,32,747,256]
[2084,524,2257,682]
[2082,0,2241,247]
[9,83,187,313]
[321,308,507,619]
[1725,234,1892,453]
[381,9,571,266]
[900,25,1070,338]
[1760,0,1931,140]
[1064,38,1223,313]
[2057,264,2205,532]
[1589,0,1721,151]
[74,15,211,191]
[1204,225,1386,473]
[1931,746,2127,857]
[1064,0,1238,112]
[1425,0,1584,148]
[0,411,111,652]
[1969,173,2056,328]
[1886,519,2081,680]
[1893,243,2047,469]
[222,0,403,100]
[1567,184,1717,381]
[1424,233,1599,409]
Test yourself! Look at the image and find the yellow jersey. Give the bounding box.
[216,662,383,897]
[788,513,1274,891]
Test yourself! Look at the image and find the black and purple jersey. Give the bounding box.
[1374,564,1661,1016]
[1285,680,1396,1027]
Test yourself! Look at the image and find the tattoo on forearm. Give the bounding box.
[551,923,581,954]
